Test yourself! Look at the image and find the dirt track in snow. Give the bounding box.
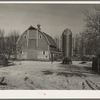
[0,61,100,90]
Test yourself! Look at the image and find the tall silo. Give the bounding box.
[62,28,72,58]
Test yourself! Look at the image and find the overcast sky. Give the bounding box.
[0,4,96,37]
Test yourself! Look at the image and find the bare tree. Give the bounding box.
[0,29,5,54]
[80,7,100,57]
[54,36,61,51]
[73,32,86,58]
[5,30,20,59]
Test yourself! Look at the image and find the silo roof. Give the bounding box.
[62,28,72,35]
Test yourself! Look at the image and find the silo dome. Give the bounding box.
[62,28,72,35]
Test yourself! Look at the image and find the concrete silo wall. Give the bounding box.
[62,29,72,58]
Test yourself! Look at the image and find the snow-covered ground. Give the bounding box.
[0,60,99,90]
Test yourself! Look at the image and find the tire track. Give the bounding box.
[85,79,100,90]
[85,80,95,90]
[24,76,43,90]
[24,76,35,90]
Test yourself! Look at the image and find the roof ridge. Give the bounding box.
[28,25,37,30]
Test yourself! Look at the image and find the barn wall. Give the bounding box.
[27,50,37,60]
[26,50,49,60]
[37,50,49,60]
[17,51,27,59]
[28,30,38,50]
[17,29,50,60]
[16,30,28,59]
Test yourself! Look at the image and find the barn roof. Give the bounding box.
[28,25,37,30]
[16,26,56,48]
[42,32,56,47]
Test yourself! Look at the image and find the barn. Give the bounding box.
[16,24,57,61]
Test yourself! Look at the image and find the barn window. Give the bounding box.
[24,35,26,39]
[21,51,23,54]
[43,51,45,55]
[39,35,42,39]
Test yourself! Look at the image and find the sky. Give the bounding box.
[0,4,96,37]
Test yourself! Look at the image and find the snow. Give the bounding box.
[0,60,99,90]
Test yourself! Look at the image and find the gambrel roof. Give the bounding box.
[16,25,56,48]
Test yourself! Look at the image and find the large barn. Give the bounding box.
[16,24,58,61]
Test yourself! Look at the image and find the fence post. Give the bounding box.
[92,57,98,72]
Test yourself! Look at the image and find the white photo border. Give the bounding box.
[0,1,100,99]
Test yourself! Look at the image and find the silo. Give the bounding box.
[62,28,72,58]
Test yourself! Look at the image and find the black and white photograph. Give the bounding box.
[0,2,100,91]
